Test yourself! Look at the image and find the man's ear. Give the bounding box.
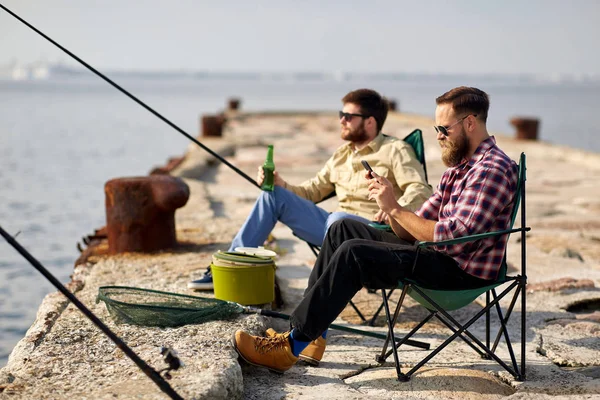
[467,115,477,132]
[367,116,376,130]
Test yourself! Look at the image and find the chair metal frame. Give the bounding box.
[377,152,530,382]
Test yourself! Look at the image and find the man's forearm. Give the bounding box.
[389,205,436,242]
[388,217,415,242]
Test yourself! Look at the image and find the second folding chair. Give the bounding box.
[376,152,529,382]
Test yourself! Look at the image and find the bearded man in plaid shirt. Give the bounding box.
[233,86,519,374]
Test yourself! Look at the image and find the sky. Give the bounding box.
[1,0,599,76]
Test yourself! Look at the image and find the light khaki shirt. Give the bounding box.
[285,133,432,220]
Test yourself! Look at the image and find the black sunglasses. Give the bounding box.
[339,111,369,122]
[434,114,477,136]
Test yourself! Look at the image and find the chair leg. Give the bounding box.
[486,291,491,350]
[489,284,526,380]
[382,312,435,361]
[308,243,320,257]
[368,288,396,326]
[433,314,487,358]
[348,299,367,322]
[381,289,409,381]
[520,277,526,381]
[378,286,408,362]
[491,290,519,374]
[491,286,519,353]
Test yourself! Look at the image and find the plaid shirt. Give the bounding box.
[415,136,518,280]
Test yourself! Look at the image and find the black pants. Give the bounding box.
[290,219,491,340]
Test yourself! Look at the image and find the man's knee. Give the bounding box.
[328,218,364,235]
[337,238,364,252]
[257,185,289,205]
[325,212,346,229]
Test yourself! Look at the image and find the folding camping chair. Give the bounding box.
[302,129,430,323]
[376,152,529,381]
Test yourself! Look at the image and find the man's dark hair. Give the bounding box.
[436,86,490,123]
[342,89,389,132]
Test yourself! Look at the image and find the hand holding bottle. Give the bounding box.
[256,166,285,188]
[259,145,288,191]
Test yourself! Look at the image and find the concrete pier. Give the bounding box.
[1,111,599,399]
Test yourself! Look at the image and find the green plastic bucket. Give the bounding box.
[211,251,276,305]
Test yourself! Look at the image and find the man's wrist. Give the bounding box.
[388,204,405,219]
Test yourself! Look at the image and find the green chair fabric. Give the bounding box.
[400,280,505,312]
[401,129,428,182]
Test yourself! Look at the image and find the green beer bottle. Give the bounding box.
[261,145,275,191]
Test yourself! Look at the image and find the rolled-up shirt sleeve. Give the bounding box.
[415,184,443,220]
[433,166,514,253]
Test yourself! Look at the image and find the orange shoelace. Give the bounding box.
[254,333,290,354]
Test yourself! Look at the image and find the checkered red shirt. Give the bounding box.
[415,136,518,280]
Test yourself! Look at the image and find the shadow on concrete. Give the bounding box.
[174,241,229,253]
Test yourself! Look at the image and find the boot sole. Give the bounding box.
[231,332,287,374]
[298,355,320,366]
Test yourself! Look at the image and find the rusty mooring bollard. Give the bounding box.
[104,176,190,254]
[387,99,398,112]
[201,114,226,137]
[228,98,241,111]
[510,117,539,140]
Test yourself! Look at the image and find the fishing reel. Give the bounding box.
[159,346,184,379]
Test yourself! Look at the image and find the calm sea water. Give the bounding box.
[1,74,599,366]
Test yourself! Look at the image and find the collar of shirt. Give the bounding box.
[347,132,385,155]
[449,135,497,172]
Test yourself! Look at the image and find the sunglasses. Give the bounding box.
[339,111,369,122]
[434,114,477,136]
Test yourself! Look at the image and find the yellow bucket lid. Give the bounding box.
[212,251,274,267]
[234,246,277,258]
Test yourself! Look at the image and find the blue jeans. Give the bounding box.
[228,186,371,251]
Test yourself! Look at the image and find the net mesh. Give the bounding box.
[96,286,244,327]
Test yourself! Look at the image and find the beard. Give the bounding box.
[341,120,369,142]
[440,129,469,167]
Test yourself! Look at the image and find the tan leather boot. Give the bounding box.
[232,330,298,373]
[266,328,327,366]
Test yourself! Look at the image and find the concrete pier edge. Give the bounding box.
[1,110,600,399]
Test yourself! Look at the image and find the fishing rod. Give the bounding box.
[0,226,184,400]
[0,3,259,189]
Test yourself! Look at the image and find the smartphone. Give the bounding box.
[361,160,374,178]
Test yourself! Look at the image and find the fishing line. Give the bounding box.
[0,225,184,400]
[0,3,259,189]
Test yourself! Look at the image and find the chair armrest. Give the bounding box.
[417,227,530,248]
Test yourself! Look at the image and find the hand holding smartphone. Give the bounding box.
[361,160,374,179]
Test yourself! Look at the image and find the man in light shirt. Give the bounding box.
[189,88,432,290]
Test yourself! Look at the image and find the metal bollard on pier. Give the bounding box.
[104,176,190,254]
[510,117,539,140]
[201,114,226,137]
[228,98,241,112]
[387,99,398,112]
